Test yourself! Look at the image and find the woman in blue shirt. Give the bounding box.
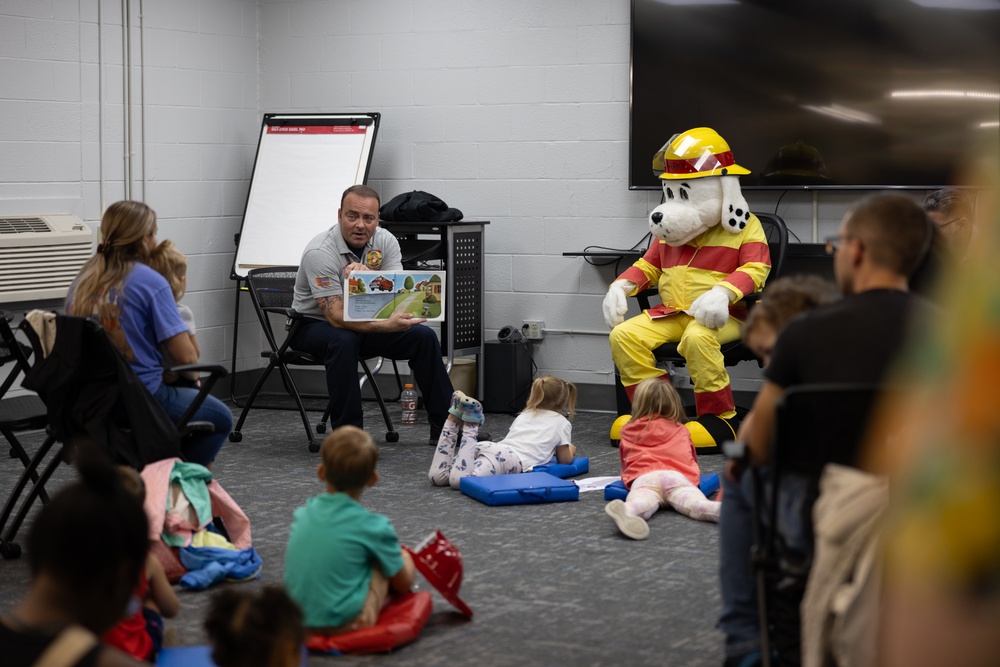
[69,200,233,466]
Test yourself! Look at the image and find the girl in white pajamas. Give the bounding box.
[429,376,577,489]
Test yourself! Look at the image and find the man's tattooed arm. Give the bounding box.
[315,294,402,333]
[316,295,343,327]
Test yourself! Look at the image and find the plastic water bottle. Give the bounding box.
[400,384,419,425]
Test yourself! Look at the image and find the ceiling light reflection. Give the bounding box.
[891,90,1000,101]
[908,0,1000,10]
[802,104,881,125]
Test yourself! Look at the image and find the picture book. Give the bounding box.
[344,271,446,322]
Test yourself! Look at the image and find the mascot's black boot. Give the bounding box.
[684,414,740,455]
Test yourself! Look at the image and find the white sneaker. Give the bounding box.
[605,499,649,540]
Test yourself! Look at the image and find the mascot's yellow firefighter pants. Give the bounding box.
[609,312,740,419]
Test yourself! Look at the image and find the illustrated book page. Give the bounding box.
[343,271,446,322]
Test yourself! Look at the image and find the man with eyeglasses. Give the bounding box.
[718,193,937,667]
[924,187,975,260]
[291,185,453,444]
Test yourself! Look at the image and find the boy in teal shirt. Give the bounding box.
[284,426,415,632]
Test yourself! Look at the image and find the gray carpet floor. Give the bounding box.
[0,399,727,666]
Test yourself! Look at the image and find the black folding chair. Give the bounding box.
[229,267,399,453]
[747,383,886,667]
[0,312,54,514]
[0,312,227,560]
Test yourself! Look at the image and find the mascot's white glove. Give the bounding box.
[603,280,635,329]
[688,285,733,330]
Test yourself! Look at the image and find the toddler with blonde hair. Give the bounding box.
[606,377,719,540]
[147,239,199,385]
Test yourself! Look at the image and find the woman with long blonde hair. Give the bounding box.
[68,201,233,466]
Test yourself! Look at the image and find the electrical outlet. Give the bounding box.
[522,320,544,340]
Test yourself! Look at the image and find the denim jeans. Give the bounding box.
[718,466,811,659]
[719,468,762,658]
[289,319,453,431]
[154,382,234,467]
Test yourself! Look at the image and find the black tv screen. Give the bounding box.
[630,0,1000,190]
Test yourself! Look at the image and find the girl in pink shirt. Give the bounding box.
[606,378,720,540]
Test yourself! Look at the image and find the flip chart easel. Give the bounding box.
[229,112,380,402]
[232,112,380,278]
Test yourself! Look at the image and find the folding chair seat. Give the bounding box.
[613,212,791,425]
[229,267,400,454]
[739,383,887,666]
[0,312,226,560]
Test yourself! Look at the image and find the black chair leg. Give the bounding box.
[271,363,319,452]
[389,359,404,402]
[749,466,774,667]
[362,362,398,443]
[769,579,805,666]
[614,370,632,416]
[283,370,318,452]
[0,441,65,558]
[232,359,319,452]
[318,362,400,444]
[2,428,49,505]
[0,435,59,559]
[230,360,281,439]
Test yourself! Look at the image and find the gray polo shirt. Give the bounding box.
[292,224,402,318]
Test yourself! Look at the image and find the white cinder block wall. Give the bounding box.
[0,0,259,376]
[1,0,944,407]
[258,0,884,401]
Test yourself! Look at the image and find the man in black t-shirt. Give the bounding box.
[718,194,936,667]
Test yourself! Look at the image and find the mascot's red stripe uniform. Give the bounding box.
[611,215,770,416]
[606,127,770,449]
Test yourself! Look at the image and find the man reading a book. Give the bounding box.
[291,184,453,443]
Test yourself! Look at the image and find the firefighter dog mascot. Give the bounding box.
[604,127,771,452]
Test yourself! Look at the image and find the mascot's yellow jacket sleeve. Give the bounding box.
[618,213,771,319]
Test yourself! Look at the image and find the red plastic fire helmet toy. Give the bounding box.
[403,529,473,618]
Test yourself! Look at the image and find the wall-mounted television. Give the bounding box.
[630,0,1000,190]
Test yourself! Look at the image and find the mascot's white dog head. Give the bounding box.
[648,127,751,247]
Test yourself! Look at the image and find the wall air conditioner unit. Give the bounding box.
[0,215,93,304]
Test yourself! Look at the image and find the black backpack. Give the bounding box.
[379,190,463,222]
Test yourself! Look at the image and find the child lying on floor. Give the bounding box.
[429,375,577,489]
[606,378,720,540]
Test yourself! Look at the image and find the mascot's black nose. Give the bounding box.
[651,212,663,223]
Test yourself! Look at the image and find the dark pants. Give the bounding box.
[143,606,164,660]
[290,320,453,431]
